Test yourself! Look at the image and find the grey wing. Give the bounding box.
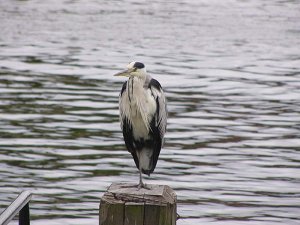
[149,79,167,143]
[119,81,128,130]
[119,81,136,152]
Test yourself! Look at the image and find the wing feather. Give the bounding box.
[148,78,167,172]
[149,79,167,142]
[119,81,141,169]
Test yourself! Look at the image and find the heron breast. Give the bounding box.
[125,77,156,139]
[131,114,149,139]
[131,91,156,139]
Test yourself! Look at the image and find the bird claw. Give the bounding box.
[137,182,151,190]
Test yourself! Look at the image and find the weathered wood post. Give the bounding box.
[99,183,177,225]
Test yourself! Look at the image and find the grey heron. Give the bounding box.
[114,61,167,188]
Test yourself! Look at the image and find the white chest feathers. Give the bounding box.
[120,77,156,139]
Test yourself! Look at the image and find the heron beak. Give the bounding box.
[114,69,133,77]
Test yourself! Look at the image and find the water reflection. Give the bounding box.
[1,0,300,225]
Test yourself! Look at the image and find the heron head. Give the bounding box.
[114,61,147,78]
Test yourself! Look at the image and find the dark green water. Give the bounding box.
[0,1,300,224]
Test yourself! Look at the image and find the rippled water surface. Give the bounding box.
[1,0,300,224]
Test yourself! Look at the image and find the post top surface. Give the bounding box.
[108,183,167,196]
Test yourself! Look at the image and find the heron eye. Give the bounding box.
[133,68,137,72]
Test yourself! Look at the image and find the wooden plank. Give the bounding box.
[144,204,161,225]
[99,193,124,225]
[99,183,177,225]
[124,202,144,225]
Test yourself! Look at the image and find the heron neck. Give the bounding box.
[129,74,146,82]
[127,76,145,102]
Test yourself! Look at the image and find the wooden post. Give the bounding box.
[99,183,177,225]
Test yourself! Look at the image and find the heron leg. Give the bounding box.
[136,152,150,189]
[137,165,150,189]
[138,169,144,188]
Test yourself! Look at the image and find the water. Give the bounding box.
[0,0,300,224]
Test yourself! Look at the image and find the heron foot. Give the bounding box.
[137,182,151,190]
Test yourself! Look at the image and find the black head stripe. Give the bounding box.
[133,62,145,69]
